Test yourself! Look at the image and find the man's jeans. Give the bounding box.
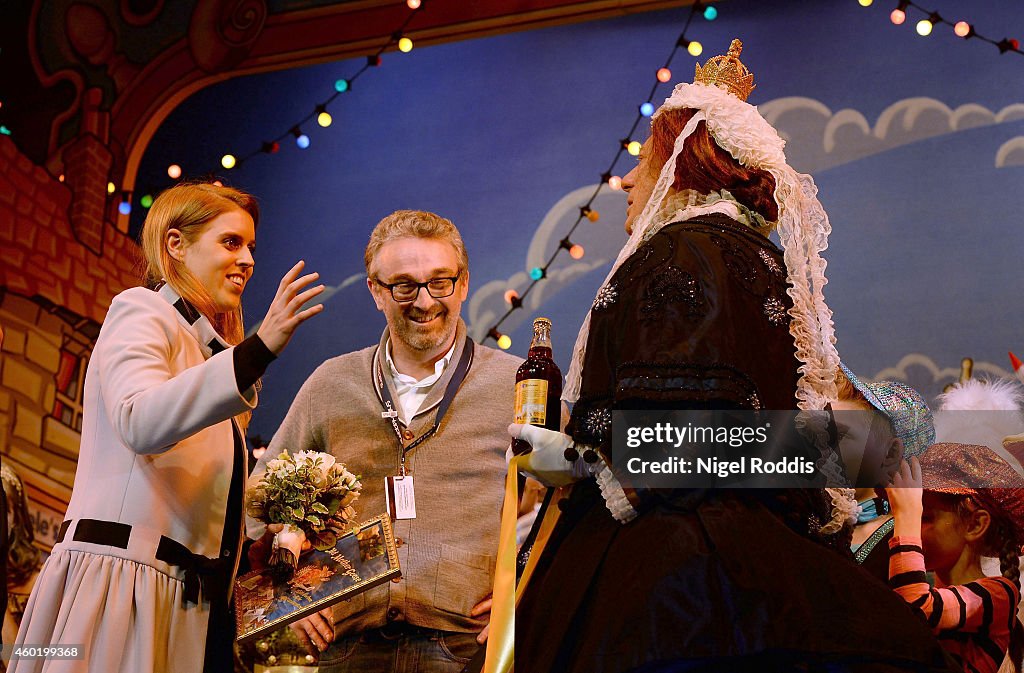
[316,624,481,673]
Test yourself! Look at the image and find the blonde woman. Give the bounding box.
[12,183,323,673]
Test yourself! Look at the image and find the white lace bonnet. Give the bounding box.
[564,39,840,413]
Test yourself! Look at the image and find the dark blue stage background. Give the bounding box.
[134,0,1024,438]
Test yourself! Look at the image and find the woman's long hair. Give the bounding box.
[139,182,260,428]
[650,107,779,223]
[139,182,259,346]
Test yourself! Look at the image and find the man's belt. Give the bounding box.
[373,621,436,640]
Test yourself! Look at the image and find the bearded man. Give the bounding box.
[247,210,520,673]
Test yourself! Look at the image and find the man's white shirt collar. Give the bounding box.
[385,339,457,421]
[386,340,456,387]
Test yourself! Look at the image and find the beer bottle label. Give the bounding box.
[514,379,549,425]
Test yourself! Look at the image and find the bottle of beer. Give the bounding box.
[512,317,562,455]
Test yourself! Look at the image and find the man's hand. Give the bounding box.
[290,607,335,655]
[470,595,492,644]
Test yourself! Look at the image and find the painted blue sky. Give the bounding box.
[137,0,1024,436]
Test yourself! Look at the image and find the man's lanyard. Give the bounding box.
[374,336,475,476]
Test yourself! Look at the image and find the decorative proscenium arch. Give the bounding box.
[26,0,690,232]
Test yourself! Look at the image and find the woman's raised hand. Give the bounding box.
[257,260,325,355]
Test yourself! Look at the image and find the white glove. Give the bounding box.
[507,423,590,487]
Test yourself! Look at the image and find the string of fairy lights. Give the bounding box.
[113,0,428,216]
[82,0,1020,348]
[483,1,717,350]
[860,0,1022,55]
[484,0,1023,350]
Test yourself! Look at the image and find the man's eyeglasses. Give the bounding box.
[375,272,461,303]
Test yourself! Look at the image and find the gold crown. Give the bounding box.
[693,39,755,102]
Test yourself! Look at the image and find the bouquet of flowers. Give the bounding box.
[246,450,362,572]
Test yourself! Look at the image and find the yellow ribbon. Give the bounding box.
[483,457,522,673]
[484,459,569,673]
[514,486,565,602]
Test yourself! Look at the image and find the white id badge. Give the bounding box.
[385,475,417,520]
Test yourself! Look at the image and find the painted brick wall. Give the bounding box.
[1,135,141,551]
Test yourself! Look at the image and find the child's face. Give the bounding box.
[920,492,967,574]
[832,399,901,487]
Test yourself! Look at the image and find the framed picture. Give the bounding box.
[235,513,400,643]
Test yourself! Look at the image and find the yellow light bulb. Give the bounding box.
[916,19,933,36]
[497,334,512,350]
[317,111,333,127]
[858,0,872,6]
[107,182,115,194]
[221,154,236,169]
[398,37,413,53]
[687,41,703,57]
[627,141,642,156]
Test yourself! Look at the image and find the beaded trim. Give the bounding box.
[758,248,782,275]
[581,408,612,440]
[854,517,895,565]
[763,296,788,326]
[593,283,619,311]
[640,265,705,320]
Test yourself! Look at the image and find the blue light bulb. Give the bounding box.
[529,267,544,280]
[118,201,132,215]
[640,102,655,117]
[296,134,311,149]
[703,5,717,20]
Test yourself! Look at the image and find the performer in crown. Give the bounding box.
[507,39,961,673]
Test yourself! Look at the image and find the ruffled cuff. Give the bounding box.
[590,455,637,524]
[820,487,857,535]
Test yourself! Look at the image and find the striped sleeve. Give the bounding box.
[889,536,1021,638]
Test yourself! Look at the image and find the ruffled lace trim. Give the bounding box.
[590,457,637,524]
[822,487,858,535]
[564,83,839,412]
